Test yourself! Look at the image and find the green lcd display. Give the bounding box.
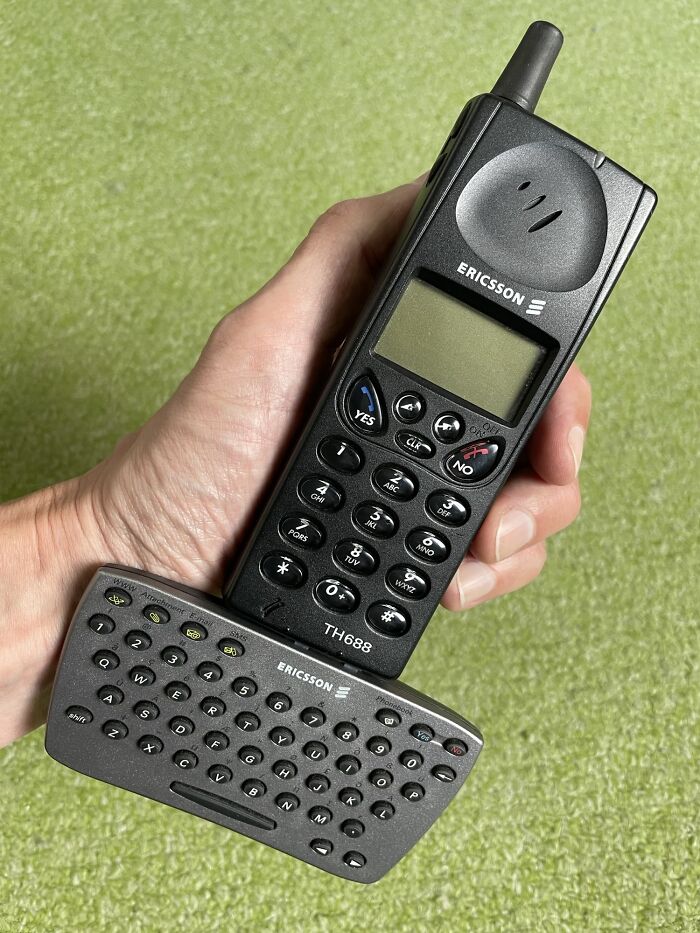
[374,278,547,422]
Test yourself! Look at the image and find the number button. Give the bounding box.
[443,437,503,484]
[318,436,364,474]
[279,514,325,550]
[300,707,326,728]
[104,587,131,608]
[372,464,417,501]
[314,578,358,614]
[261,552,307,589]
[333,540,378,576]
[124,630,151,651]
[367,736,391,757]
[352,502,397,539]
[298,475,344,512]
[266,692,292,713]
[432,412,464,443]
[393,392,424,423]
[426,490,470,527]
[399,750,424,771]
[196,661,222,681]
[405,528,450,564]
[88,614,115,635]
[232,677,257,698]
[385,564,430,600]
[345,374,384,435]
[162,646,188,667]
[334,722,359,742]
[395,431,434,459]
[365,602,410,637]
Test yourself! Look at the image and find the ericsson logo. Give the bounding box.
[276,662,351,700]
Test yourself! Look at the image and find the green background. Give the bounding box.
[1,2,698,930]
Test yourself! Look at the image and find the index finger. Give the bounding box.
[526,363,592,485]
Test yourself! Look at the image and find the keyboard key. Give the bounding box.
[88,614,115,635]
[65,706,93,725]
[272,760,297,780]
[365,603,410,638]
[170,716,194,736]
[269,726,294,747]
[129,665,156,687]
[336,755,361,775]
[232,677,257,698]
[208,765,233,785]
[238,745,263,765]
[161,646,188,667]
[334,722,359,742]
[196,661,222,682]
[426,490,470,527]
[276,793,300,812]
[308,806,332,826]
[300,707,325,728]
[368,769,393,789]
[133,701,160,721]
[401,782,425,801]
[410,724,435,743]
[142,604,169,625]
[218,638,244,659]
[241,779,266,799]
[164,681,190,701]
[386,564,430,600]
[104,587,132,608]
[307,774,331,794]
[204,731,229,751]
[399,750,423,771]
[338,788,363,808]
[102,720,128,740]
[376,709,401,728]
[97,685,124,706]
[367,736,391,757]
[303,741,328,762]
[333,540,378,576]
[173,750,198,770]
[235,712,260,732]
[370,801,395,820]
[266,692,292,713]
[124,630,151,651]
[93,650,120,672]
[341,819,364,839]
[137,735,163,755]
[201,696,226,717]
[180,621,207,641]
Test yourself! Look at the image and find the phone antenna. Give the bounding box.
[491,21,564,113]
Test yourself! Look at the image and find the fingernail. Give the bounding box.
[457,560,498,608]
[568,425,586,478]
[495,508,536,562]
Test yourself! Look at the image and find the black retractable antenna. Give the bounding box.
[491,20,564,113]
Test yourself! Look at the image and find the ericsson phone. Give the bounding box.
[223,21,657,678]
[45,23,655,883]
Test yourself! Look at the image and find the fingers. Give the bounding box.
[526,364,592,485]
[468,469,581,564]
[440,542,547,612]
[237,179,425,349]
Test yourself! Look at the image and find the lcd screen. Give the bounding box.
[374,278,547,422]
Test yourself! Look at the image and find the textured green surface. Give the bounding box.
[1,2,698,931]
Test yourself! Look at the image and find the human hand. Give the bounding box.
[89,179,589,607]
[0,179,591,745]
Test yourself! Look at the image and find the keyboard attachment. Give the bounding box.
[45,566,482,883]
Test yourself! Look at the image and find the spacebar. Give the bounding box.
[170,782,277,830]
